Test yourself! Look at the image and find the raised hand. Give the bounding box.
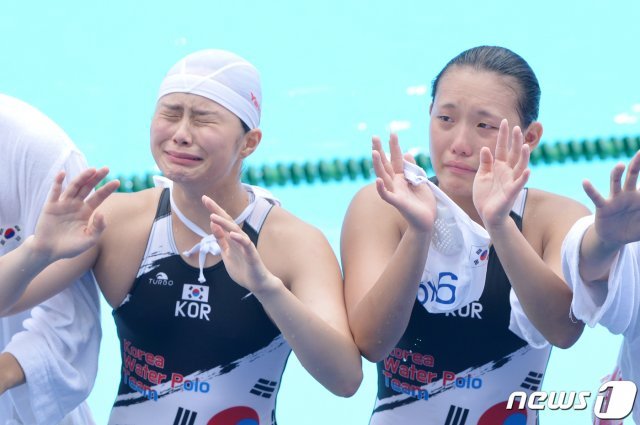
[202,196,281,294]
[372,134,436,232]
[584,149,640,246]
[473,119,531,230]
[31,168,120,261]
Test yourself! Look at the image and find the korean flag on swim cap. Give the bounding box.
[157,49,262,129]
[404,160,491,313]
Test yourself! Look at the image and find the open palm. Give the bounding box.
[473,119,531,229]
[203,196,278,294]
[585,149,640,245]
[373,134,436,232]
[32,168,119,261]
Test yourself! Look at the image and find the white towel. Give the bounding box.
[403,161,491,313]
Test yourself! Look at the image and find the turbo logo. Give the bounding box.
[148,272,174,286]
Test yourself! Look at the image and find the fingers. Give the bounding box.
[202,195,233,220]
[477,147,494,174]
[507,126,524,167]
[47,171,66,203]
[211,223,230,252]
[87,211,107,236]
[610,163,625,196]
[51,167,115,210]
[622,150,640,192]
[85,179,120,210]
[375,177,397,206]
[371,135,383,153]
[211,220,255,260]
[372,136,394,178]
[59,168,99,201]
[403,153,417,165]
[372,151,394,192]
[493,119,509,162]
[388,133,404,173]
[511,168,531,196]
[512,144,531,179]
[583,179,607,209]
[210,212,242,234]
[228,231,260,262]
[75,167,110,201]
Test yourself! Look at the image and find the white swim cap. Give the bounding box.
[157,49,262,129]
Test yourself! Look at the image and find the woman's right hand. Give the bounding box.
[372,134,436,232]
[31,167,120,261]
[584,149,640,247]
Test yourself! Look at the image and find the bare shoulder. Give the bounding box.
[98,187,164,243]
[350,183,399,214]
[258,205,329,252]
[523,188,591,249]
[525,188,590,221]
[344,183,406,233]
[99,188,163,221]
[257,204,340,288]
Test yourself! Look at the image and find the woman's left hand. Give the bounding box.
[584,149,640,247]
[202,196,282,295]
[473,119,531,230]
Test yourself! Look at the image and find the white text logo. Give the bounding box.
[175,284,211,321]
[149,272,174,286]
[508,380,637,420]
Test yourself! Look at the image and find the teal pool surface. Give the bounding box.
[2,1,639,423]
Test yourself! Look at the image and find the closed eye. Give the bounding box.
[160,112,182,120]
[193,119,217,126]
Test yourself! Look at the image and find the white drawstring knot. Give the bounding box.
[183,234,223,283]
[159,176,256,283]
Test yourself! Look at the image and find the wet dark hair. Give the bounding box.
[431,46,540,128]
[240,119,250,133]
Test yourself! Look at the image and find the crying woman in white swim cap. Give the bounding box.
[0,49,363,425]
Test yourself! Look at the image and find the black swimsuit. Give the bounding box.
[371,188,550,425]
[109,189,291,425]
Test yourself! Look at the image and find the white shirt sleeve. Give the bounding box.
[2,149,101,425]
[561,215,638,337]
[4,275,100,425]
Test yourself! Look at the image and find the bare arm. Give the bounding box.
[473,120,585,348]
[342,187,432,361]
[0,352,24,394]
[204,197,362,397]
[342,135,436,361]
[0,168,118,314]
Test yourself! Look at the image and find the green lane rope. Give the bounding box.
[110,135,640,191]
